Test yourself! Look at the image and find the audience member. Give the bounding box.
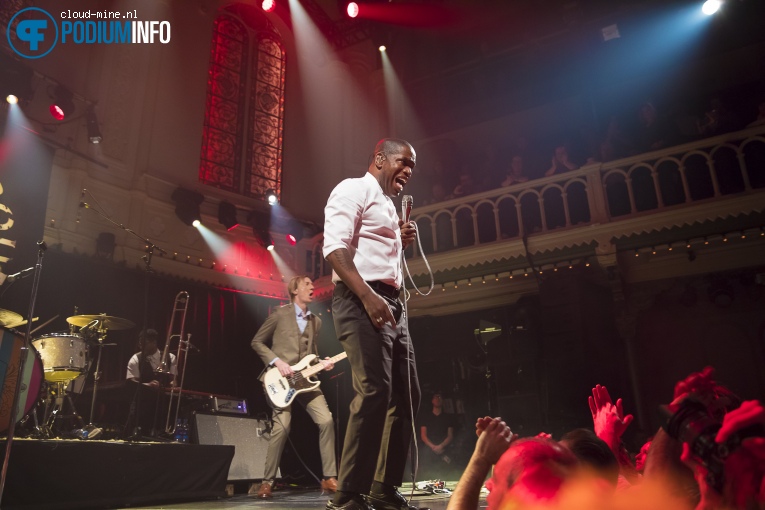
[424,182,448,205]
[446,417,514,510]
[635,101,676,152]
[446,367,764,510]
[635,437,653,474]
[747,99,765,127]
[599,116,634,162]
[559,428,620,487]
[544,145,579,177]
[697,97,739,138]
[419,391,456,478]
[449,173,477,199]
[500,155,529,186]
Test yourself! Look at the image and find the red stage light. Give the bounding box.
[286,234,297,246]
[262,0,276,12]
[49,86,75,120]
[347,2,359,18]
[49,104,65,120]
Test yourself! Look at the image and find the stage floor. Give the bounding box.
[121,483,465,509]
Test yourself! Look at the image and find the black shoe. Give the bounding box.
[366,490,429,510]
[326,495,376,510]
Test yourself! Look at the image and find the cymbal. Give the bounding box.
[4,317,38,329]
[66,314,135,331]
[0,308,23,327]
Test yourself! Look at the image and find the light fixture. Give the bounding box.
[347,2,359,18]
[265,188,278,205]
[701,0,721,16]
[254,228,274,250]
[218,201,239,230]
[86,106,103,144]
[379,45,386,52]
[171,188,203,226]
[262,0,276,12]
[49,85,75,120]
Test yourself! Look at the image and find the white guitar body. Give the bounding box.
[263,352,347,409]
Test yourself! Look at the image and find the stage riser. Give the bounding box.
[0,439,233,510]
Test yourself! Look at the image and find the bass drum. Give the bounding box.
[0,329,44,433]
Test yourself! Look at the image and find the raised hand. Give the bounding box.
[588,384,633,451]
[473,417,514,466]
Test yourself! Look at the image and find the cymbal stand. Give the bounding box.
[0,241,47,506]
[84,328,109,439]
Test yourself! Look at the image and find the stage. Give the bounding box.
[124,483,458,510]
[1,437,462,510]
[0,438,234,510]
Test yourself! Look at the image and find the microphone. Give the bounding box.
[401,195,413,224]
[76,189,86,223]
[6,266,34,283]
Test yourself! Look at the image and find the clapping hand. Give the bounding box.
[589,384,634,451]
[473,417,515,466]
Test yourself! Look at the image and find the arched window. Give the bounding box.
[199,11,285,202]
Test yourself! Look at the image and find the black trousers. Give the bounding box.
[332,282,421,494]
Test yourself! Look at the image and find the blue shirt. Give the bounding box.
[295,303,312,334]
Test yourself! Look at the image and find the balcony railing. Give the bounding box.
[407,126,765,257]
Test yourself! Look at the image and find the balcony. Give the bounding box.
[313,126,765,315]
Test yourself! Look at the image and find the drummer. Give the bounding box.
[126,329,177,388]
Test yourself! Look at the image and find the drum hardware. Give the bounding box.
[42,380,88,438]
[63,314,134,434]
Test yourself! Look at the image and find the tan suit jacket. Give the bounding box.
[251,304,322,380]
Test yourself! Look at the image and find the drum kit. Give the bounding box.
[0,308,134,439]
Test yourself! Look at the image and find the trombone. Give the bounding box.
[160,291,191,435]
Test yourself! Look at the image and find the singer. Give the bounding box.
[323,138,423,510]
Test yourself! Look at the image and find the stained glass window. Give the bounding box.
[200,13,285,201]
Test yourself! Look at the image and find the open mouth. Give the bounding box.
[394,176,407,192]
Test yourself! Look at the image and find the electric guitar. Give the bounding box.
[263,352,347,409]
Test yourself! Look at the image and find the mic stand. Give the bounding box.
[473,331,496,416]
[0,240,47,506]
[80,196,166,441]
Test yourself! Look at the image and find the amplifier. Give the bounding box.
[209,396,248,415]
[194,413,275,480]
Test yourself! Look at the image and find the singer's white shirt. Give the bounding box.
[323,172,403,288]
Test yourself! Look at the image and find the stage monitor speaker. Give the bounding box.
[194,413,277,481]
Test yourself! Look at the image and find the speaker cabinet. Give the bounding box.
[194,413,276,481]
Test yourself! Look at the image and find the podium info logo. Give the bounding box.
[7,7,171,59]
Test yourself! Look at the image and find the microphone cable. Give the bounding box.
[400,213,436,503]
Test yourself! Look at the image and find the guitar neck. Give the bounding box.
[300,352,347,378]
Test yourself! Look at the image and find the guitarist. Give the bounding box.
[250,275,338,499]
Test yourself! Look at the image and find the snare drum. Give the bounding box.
[0,329,44,433]
[32,333,89,382]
